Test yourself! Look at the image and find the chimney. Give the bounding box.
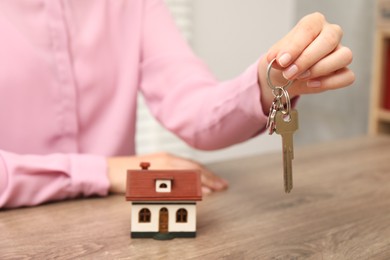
[140,162,150,170]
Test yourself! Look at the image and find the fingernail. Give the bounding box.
[202,186,212,195]
[278,53,292,67]
[282,64,298,79]
[307,80,322,88]
[297,70,311,79]
[214,181,225,190]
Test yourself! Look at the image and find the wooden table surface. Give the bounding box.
[2,136,390,259]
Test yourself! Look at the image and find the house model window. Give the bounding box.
[156,179,172,193]
[139,208,151,223]
[176,208,188,223]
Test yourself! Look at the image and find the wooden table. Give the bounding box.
[2,136,390,259]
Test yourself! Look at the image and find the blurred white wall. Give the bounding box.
[190,0,296,162]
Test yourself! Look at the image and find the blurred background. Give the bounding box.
[136,0,374,163]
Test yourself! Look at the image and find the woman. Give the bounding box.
[0,0,354,208]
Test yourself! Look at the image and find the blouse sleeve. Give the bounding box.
[0,150,109,208]
[139,0,268,150]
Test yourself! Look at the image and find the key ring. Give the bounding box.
[280,87,291,117]
[272,86,291,116]
[266,58,293,91]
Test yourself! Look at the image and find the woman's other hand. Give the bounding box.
[107,153,228,195]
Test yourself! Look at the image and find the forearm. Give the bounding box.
[142,58,268,150]
[0,150,109,209]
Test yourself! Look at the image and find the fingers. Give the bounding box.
[175,156,229,193]
[267,13,345,76]
[150,152,229,195]
[267,12,327,68]
[188,160,228,195]
[297,45,353,80]
[200,168,229,194]
[202,186,213,195]
[264,12,354,95]
[290,67,355,96]
[282,23,343,79]
[296,45,355,91]
[312,67,355,90]
[108,153,229,196]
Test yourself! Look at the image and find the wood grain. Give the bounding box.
[1,136,390,259]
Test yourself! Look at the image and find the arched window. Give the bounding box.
[139,208,151,223]
[156,180,172,192]
[176,208,188,223]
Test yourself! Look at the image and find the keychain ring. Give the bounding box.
[267,58,294,90]
[272,86,284,99]
[272,87,291,116]
[280,87,292,116]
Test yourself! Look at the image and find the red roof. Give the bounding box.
[125,166,202,202]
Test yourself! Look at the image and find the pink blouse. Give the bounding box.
[0,0,266,208]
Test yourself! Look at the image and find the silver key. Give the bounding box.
[274,109,298,193]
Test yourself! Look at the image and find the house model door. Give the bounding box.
[159,208,168,233]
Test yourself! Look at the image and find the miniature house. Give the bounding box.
[126,162,202,240]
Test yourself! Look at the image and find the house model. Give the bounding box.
[126,162,202,240]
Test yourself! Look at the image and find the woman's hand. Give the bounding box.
[107,152,228,195]
[258,12,355,112]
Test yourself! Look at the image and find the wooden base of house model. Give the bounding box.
[126,162,202,240]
